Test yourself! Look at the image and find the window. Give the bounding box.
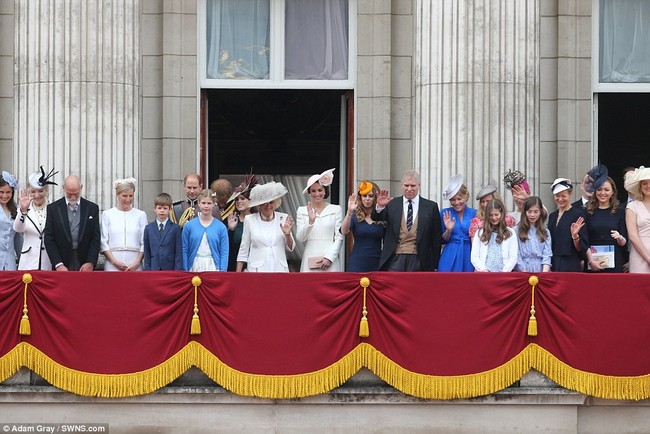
[594,0,650,91]
[201,0,355,88]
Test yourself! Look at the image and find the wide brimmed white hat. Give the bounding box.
[551,178,572,195]
[302,168,335,194]
[248,181,288,208]
[624,166,650,198]
[442,174,464,200]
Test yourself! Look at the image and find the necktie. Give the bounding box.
[159,222,164,235]
[406,200,413,231]
[68,202,78,214]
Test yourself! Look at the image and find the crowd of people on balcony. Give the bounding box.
[1,163,649,274]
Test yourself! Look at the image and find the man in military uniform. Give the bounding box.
[171,173,202,227]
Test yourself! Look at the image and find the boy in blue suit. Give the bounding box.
[143,193,183,270]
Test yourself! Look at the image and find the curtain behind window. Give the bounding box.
[285,0,349,80]
[600,0,650,83]
[206,0,270,79]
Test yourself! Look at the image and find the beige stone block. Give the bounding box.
[163,0,182,14]
[372,14,392,56]
[163,97,182,138]
[143,56,163,97]
[181,56,197,97]
[557,99,577,141]
[140,180,163,220]
[163,55,182,95]
[540,58,558,100]
[143,0,163,14]
[391,14,412,56]
[163,13,182,55]
[540,99,558,142]
[558,0,577,16]
[0,97,12,136]
[356,137,391,181]
[358,0,390,14]
[162,138,184,180]
[390,97,411,140]
[179,138,199,174]
[371,55,391,97]
[180,97,198,139]
[577,0,592,16]
[540,16,558,58]
[142,14,163,56]
[373,97,391,138]
[141,139,163,180]
[0,15,13,55]
[0,139,11,164]
[356,97,373,138]
[357,15,372,56]
[0,1,13,14]
[541,0,558,16]
[356,56,373,97]
[143,97,163,139]
[576,16,591,58]
[181,14,197,55]
[576,100,592,142]
[557,57,577,99]
[576,58,591,100]
[557,15,577,58]
[391,56,412,98]
[391,138,413,182]
[0,57,12,98]
[357,0,374,15]
[182,0,197,14]
[393,0,412,15]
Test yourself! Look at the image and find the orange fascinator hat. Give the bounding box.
[358,180,373,195]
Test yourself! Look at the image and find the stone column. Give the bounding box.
[414,0,539,204]
[14,0,140,210]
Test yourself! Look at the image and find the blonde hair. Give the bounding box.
[114,178,136,195]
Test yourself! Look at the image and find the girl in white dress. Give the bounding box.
[101,178,147,271]
[296,168,344,272]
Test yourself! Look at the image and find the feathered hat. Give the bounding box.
[248,181,288,208]
[302,168,335,194]
[222,174,261,219]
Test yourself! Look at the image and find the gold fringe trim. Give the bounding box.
[194,342,365,399]
[0,345,25,383]
[529,344,650,401]
[363,343,531,399]
[15,342,195,397]
[4,341,650,400]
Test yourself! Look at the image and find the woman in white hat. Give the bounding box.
[296,168,344,271]
[438,174,476,272]
[236,181,295,272]
[15,167,56,270]
[548,178,588,272]
[100,178,148,271]
[625,166,650,273]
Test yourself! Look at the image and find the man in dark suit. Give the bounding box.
[372,170,442,271]
[143,193,183,270]
[44,175,101,271]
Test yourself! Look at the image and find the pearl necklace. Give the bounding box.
[260,212,275,222]
[32,202,47,230]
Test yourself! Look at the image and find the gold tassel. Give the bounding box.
[19,273,33,336]
[359,277,370,337]
[190,276,202,335]
[527,275,539,336]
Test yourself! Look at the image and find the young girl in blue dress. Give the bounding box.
[515,196,552,272]
[471,199,518,272]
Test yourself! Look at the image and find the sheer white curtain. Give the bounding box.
[285,0,349,80]
[206,0,270,79]
[600,0,650,83]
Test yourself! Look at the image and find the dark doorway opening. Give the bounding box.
[598,93,650,202]
[205,89,347,202]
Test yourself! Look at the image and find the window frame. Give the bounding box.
[592,0,650,93]
[198,0,357,90]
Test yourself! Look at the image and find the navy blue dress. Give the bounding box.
[347,218,385,272]
[585,206,628,273]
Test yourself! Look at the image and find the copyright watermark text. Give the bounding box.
[2,424,108,433]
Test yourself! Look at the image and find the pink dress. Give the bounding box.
[627,200,650,273]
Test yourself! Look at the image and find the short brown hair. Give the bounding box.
[155,192,172,207]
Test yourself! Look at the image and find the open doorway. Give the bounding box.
[202,88,353,269]
[598,93,650,202]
